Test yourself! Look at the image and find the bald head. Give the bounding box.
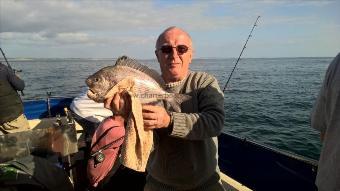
[155,26,192,49]
[155,26,193,83]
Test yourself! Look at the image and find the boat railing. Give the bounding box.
[221,131,318,165]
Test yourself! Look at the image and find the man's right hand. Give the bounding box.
[104,91,131,118]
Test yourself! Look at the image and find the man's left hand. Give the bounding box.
[142,105,170,130]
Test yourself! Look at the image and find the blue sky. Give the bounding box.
[0,0,339,59]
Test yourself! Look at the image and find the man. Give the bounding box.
[105,26,225,190]
[0,62,30,135]
[311,53,340,191]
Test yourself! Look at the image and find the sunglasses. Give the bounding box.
[158,45,189,55]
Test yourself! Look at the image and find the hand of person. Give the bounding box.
[104,91,131,118]
[142,105,171,130]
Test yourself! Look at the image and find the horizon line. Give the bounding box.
[0,56,334,60]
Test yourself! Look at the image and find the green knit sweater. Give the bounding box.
[146,71,225,190]
[0,64,25,124]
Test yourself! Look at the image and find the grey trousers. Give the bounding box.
[144,172,226,191]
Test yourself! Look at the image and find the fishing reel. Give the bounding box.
[53,108,76,129]
[13,69,23,74]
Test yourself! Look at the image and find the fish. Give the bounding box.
[85,56,190,111]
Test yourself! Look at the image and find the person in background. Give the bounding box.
[311,53,340,191]
[105,26,225,190]
[70,88,112,131]
[71,88,113,124]
[0,62,30,135]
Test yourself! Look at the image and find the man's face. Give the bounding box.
[155,29,193,83]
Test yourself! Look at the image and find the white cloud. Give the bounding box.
[0,0,237,49]
[0,0,338,58]
[55,33,89,44]
[0,1,235,33]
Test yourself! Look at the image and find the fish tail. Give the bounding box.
[166,93,191,112]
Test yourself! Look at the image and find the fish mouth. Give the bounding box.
[87,89,103,102]
[86,85,114,103]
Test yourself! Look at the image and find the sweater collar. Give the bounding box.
[164,72,190,88]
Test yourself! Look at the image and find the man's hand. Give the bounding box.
[142,105,170,130]
[104,91,131,118]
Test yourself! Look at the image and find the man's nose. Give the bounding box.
[169,47,180,58]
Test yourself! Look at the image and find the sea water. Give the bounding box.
[7,57,332,160]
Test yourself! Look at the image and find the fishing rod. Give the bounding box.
[222,16,260,92]
[0,47,24,95]
[0,48,13,71]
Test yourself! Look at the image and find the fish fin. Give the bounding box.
[115,56,165,85]
[166,93,191,112]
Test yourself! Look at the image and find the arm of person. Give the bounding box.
[143,74,225,140]
[311,87,327,143]
[311,53,340,142]
[7,66,25,91]
[320,131,325,142]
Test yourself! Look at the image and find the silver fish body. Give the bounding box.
[86,56,189,109]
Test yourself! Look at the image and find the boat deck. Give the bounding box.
[19,97,318,191]
[27,117,252,191]
[221,172,252,191]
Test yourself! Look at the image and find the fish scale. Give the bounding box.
[85,55,190,111]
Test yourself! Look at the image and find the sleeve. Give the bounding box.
[7,66,25,91]
[70,91,113,123]
[311,53,340,132]
[170,74,225,140]
[311,81,327,132]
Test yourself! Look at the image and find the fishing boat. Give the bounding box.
[0,96,318,191]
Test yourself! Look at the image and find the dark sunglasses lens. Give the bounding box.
[177,45,188,54]
[161,46,173,54]
[160,45,188,54]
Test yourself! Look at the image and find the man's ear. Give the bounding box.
[155,50,160,62]
[189,50,193,64]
